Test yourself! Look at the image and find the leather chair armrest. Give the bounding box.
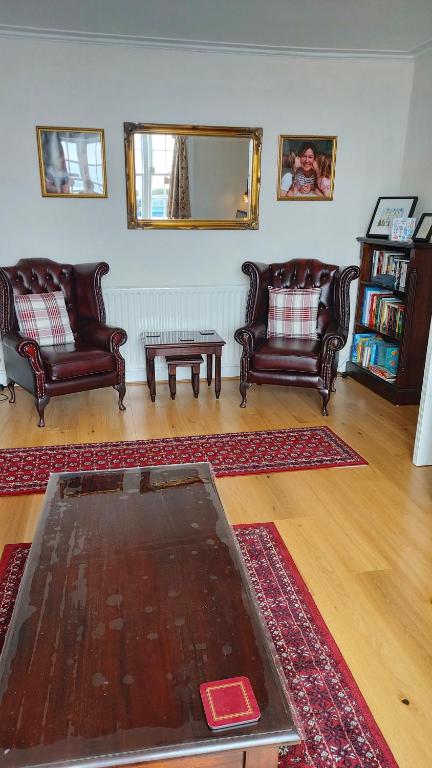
[2,331,47,398]
[320,323,348,362]
[80,321,127,353]
[2,331,44,364]
[234,321,267,356]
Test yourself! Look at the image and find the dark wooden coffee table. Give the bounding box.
[0,463,299,768]
[143,330,226,401]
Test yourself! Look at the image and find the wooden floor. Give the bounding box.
[0,376,431,768]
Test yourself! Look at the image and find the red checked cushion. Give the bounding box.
[267,287,320,339]
[14,291,75,347]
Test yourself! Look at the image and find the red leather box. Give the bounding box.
[199,676,261,730]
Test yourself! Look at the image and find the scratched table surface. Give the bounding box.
[0,463,298,768]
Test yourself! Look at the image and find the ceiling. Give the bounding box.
[1,0,432,57]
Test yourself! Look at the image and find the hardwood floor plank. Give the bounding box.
[0,376,430,767]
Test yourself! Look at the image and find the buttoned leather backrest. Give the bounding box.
[2,259,77,332]
[269,259,337,335]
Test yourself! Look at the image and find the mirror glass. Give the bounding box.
[124,124,262,229]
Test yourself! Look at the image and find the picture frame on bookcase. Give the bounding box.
[413,212,432,242]
[366,196,418,238]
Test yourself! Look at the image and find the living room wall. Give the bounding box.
[401,49,432,466]
[0,37,413,287]
[0,36,415,383]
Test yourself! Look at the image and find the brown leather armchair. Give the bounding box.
[0,259,127,427]
[234,259,359,415]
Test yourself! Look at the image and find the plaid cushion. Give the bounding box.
[14,291,74,347]
[267,287,320,339]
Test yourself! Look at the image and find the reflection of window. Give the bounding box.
[62,138,103,193]
[134,134,174,218]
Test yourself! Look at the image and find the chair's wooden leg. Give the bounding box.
[319,389,330,416]
[35,395,50,428]
[7,379,16,403]
[114,383,126,411]
[240,380,251,408]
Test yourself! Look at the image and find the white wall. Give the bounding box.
[401,50,432,466]
[0,37,415,384]
[400,50,432,209]
[0,38,413,287]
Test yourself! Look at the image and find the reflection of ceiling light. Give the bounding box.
[242,190,248,203]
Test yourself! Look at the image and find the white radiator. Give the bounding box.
[104,285,248,383]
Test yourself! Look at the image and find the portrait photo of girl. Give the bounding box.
[277,135,337,201]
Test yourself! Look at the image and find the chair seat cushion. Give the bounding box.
[252,337,321,373]
[40,342,116,381]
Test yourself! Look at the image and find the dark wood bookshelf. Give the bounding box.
[346,237,432,405]
[355,321,401,344]
[360,280,405,300]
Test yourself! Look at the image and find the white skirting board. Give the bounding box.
[104,284,248,383]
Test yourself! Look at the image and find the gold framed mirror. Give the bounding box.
[124,123,262,229]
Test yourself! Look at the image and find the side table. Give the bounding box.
[142,330,226,402]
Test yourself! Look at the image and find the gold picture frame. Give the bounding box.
[36,126,107,198]
[277,135,337,201]
[124,122,262,229]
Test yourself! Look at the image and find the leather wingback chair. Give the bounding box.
[234,259,359,415]
[0,259,127,427]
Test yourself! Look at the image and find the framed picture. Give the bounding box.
[366,196,417,238]
[36,126,107,197]
[236,209,248,219]
[413,212,432,242]
[390,217,416,242]
[277,135,337,201]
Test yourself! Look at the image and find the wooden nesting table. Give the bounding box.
[0,463,299,768]
[143,330,226,401]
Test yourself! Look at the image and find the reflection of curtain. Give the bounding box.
[168,137,191,218]
[42,132,69,193]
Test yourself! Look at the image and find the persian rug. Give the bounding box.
[0,524,397,768]
[0,426,366,496]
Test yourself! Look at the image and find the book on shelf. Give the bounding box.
[368,365,397,382]
[351,333,399,374]
[371,249,409,292]
[361,287,405,338]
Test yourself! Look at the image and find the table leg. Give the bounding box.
[148,355,156,402]
[206,354,213,386]
[244,746,280,767]
[192,363,200,398]
[168,365,176,400]
[215,354,222,399]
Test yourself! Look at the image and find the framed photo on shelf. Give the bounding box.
[277,135,337,201]
[366,196,417,238]
[413,212,432,242]
[390,217,416,242]
[36,126,107,197]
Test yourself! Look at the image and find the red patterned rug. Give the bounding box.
[0,426,366,496]
[1,525,396,768]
